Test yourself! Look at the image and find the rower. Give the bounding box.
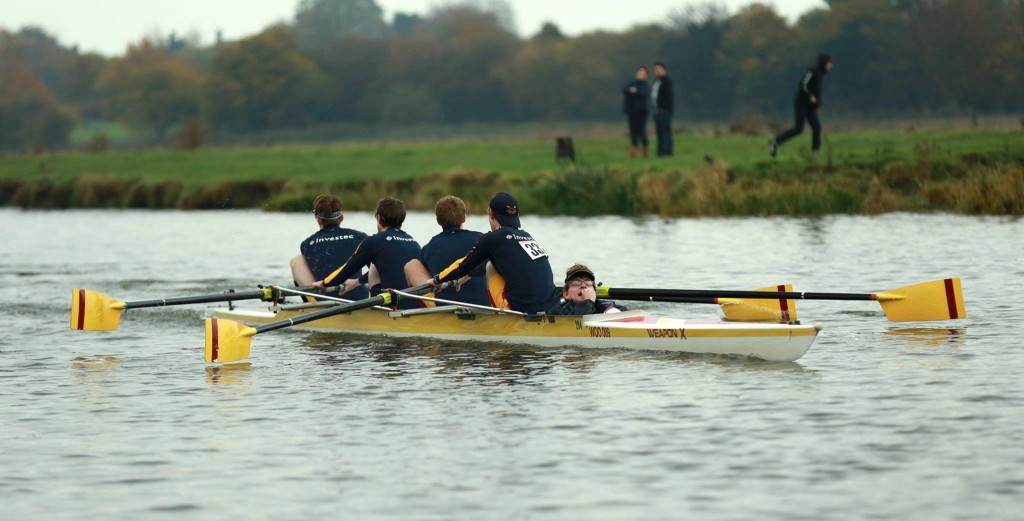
[316,197,422,310]
[405,195,490,307]
[429,192,560,314]
[547,264,626,315]
[291,194,368,301]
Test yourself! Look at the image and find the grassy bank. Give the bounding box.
[2,129,1022,216]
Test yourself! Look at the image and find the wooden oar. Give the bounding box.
[70,285,340,331]
[596,278,965,322]
[205,283,447,363]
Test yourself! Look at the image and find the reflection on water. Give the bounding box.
[885,327,967,348]
[301,332,562,385]
[205,362,253,386]
[70,355,122,402]
[71,355,122,374]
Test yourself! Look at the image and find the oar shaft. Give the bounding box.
[603,288,877,302]
[254,295,389,334]
[124,285,339,309]
[251,283,442,335]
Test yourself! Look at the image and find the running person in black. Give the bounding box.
[770,54,834,156]
[430,192,560,314]
[291,194,369,300]
[405,195,489,307]
[318,197,422,310]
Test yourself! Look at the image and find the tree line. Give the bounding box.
[1,0,1021,150]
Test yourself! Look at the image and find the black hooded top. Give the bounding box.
[794,54,831,108]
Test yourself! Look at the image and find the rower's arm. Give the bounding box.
[324,238,371,286]
[434,234,492,284]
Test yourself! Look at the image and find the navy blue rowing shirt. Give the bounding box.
[419,227,489,307]
[436,226,559,313]
[300,224,369,300]
[324,227,422,309]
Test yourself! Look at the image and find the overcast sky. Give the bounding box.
[2,0,826,55]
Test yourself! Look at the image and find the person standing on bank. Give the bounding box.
[769,54,834,157]
[651,61,674,157]
[291,194,369,301]
[622,66,651,159]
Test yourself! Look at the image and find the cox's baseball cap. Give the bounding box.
[564,263,596,288]
[489,192,521,228]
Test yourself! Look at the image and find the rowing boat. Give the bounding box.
[212,303,821,362]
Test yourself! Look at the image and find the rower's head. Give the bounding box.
[435,195,467,229]
[375,197,407,232]
[487,192,520,231]
[313,194,343,229]
[563,263,596,301]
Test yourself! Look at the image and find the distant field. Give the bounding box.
[4,129,1022,184]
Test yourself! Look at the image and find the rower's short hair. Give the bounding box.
[313,194,342,225]
[376,197,407,228]
[435,195,467,228]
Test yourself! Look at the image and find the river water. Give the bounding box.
[1,209,1021,520]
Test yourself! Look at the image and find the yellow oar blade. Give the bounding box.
[70,289,126,331]
[720,284,799,323]
[205,318,256,363]
[877,278,966,322]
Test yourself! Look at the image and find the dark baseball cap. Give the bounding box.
[489,192,521,228]
[564,263,595,288]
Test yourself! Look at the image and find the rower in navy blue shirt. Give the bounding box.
[405,195,489,307]
[319,197,422,310]
[430,192,560,314]
[290,194,369,300]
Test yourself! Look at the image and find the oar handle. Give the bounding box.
[601,287,877,301]
[124,285,341,309]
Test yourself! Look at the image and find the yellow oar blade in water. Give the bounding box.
[720,284,799,323]
[877,278,966,322]
[205,318,256,363]
[70,289,126,331]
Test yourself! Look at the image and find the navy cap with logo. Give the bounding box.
[489,192,521,228]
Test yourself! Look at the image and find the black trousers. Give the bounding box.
[627,113,649,147]
[775,102,821,150]
[654,112,673,156]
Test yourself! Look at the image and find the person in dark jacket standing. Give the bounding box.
[622,66,651,159]
[770,54,834,157]
[651,61,675,157]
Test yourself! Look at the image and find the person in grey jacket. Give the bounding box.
[651,61,675,157]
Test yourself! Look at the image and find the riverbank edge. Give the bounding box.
[2,154,1022,217]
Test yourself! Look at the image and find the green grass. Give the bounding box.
[2,128,1022,216]
[5,129,1022,184]
[68,121,141,148]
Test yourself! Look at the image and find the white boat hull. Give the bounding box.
[213,306,820,362]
